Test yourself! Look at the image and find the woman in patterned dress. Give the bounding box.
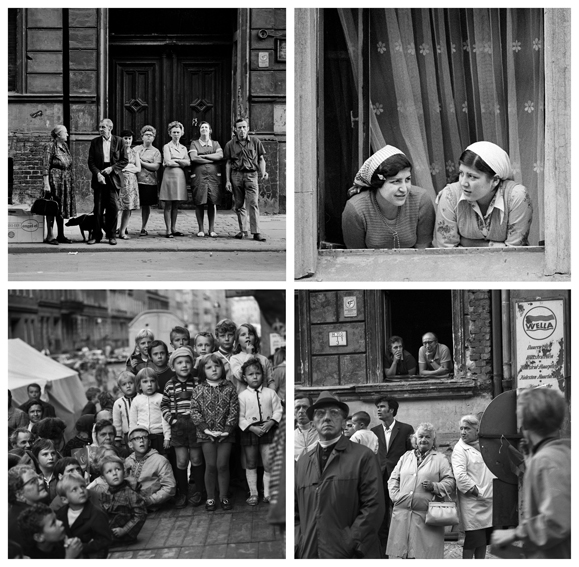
[42,125,76,244]
[134,125,162,236]
[188,121,223,237]
[159,121,191,238]
[118,129,141,239]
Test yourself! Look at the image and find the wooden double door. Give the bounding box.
[110,43,232,155]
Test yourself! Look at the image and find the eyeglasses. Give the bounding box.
[22,474,43,487]
[313,408,343,419]
[130,435,149,442]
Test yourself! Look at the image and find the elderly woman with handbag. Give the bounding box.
[452,414,495,559]
[386,422,456,559]
[41,125,76,244]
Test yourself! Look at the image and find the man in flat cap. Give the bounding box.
[295,391,384,559]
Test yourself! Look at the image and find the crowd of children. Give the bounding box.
[8,319,285,559]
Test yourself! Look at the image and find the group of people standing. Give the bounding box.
[41,117,269,246]
[342,140,533,249]
[294,388,570,560]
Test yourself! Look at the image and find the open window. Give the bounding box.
[319,8,545,249]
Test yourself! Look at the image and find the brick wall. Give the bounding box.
[9,132,47,205]
[465,290,493,392]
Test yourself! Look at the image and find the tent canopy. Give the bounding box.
[9,338,86,438]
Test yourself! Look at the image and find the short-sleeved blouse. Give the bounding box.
[342,186,435,249]
[434,180,533,247]
[134,144,162,186]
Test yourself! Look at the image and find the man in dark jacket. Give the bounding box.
[371,396,415,553]
[87,118,128,245]
[295,391,384,559]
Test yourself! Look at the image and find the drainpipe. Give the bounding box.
[501,290,512,391]
[491,290,503,398]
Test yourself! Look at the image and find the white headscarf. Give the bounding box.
[354,145,406,187]
[466,141,513,180]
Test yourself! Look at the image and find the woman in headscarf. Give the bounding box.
[434,141,533,247]
[42,125,75,244]
[341,145,435,249]
[134,125,162,236]
[451,415,495,559]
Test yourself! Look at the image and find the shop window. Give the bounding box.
[319,8,545,249]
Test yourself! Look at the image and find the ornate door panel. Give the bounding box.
[110,59,162,140]
[110,51,230,145]
[176,57,229,147]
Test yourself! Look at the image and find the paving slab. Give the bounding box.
[106,485,284,559]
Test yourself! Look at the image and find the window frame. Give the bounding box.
[294,8,570,280]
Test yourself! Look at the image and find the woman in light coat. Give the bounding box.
[452,414,495,558]
[387,422,456,559]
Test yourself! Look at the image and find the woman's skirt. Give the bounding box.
[49,167,76,218]
[119,172,140,211]
[138,183,158,206]
[160,167,187,202]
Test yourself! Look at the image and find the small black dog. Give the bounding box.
[65,214,103,242]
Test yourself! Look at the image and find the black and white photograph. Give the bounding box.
[294,289,570,559]
[295,8,570,281]
[8,8,286,281]
[4,4,576,564]
[8,289,286,559]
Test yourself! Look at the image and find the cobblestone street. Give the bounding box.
[108,486,284,559]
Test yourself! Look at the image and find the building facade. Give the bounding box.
[8,289,169,353]
[9,8,286,214]
[295,289,570,446]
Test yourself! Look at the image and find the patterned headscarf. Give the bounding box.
[353,145,406,187]
[466,141,513,180]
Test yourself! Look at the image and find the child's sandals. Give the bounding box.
[197,231,205,237]
[205,499,216,512]
[220,498,232,511]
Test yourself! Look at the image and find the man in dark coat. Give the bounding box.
[371,396,415,553]
[295,391,384,559]
[87,118,128,245]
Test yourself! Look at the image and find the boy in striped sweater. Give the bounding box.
[160,347,205,508]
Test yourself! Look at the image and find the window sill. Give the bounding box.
[308,246,569,281]
[296,376,475,402]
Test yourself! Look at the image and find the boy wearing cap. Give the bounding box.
[160,348,205,508]
[295,391,384,559]
[124,426,176,511]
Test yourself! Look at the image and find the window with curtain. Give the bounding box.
[324,8,544,247]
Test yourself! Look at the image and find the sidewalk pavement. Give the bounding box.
[107,486,284,559]
[9,209,286,254]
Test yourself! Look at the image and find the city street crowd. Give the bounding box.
[8,320,286,559]
[294,387,570,559]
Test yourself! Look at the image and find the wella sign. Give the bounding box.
[515,299,566,389]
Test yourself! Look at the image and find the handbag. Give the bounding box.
[31,191,59,216]
[425,484,458,527]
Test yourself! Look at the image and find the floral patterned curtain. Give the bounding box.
[365,8,544,244]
